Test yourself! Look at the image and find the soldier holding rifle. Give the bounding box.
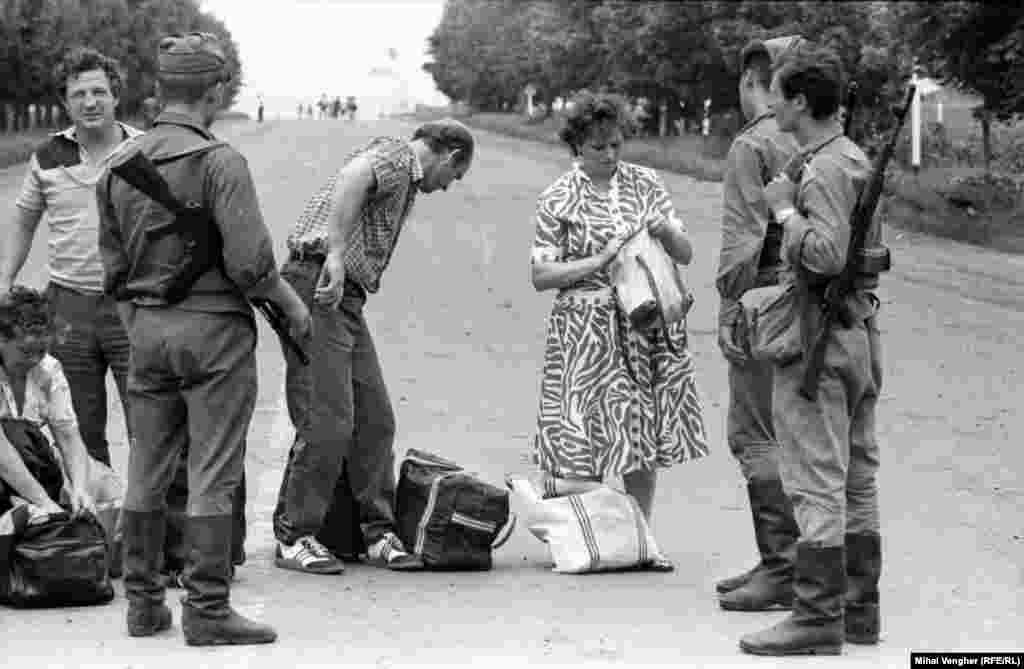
[98,32,310,646]
[738,46,895,656]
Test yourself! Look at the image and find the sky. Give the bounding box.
[199,0,450,119]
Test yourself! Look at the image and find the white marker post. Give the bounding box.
[911,70,922,172]
[524,84,536,117]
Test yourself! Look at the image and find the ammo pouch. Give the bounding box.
[108,143,226,305]
[734,283,804,365]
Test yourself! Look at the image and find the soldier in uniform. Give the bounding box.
[98,32,310,646]
[739,46,886,656]
[715,37,803,612]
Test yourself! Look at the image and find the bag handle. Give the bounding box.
[491,512,517,549]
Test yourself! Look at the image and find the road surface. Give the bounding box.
[0,119,1020,668]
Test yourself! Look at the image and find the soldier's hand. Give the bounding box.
[314,252,346,309]
[718,323,748,363]
[286,300,313,345]
[764,174,797,219]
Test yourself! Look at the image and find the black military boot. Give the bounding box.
[180,515,277,646]
[739,542,845,656]
[845,532,881,644]
[719,478,799,610]
[123,510,173,637]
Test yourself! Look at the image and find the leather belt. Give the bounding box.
[288,247,326,264]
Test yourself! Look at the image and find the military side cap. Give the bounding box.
[740,34,808,71]
[158,32,227,85]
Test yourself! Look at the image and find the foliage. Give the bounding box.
[0,0,243,122]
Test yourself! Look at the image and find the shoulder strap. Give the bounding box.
[109,141,227,214]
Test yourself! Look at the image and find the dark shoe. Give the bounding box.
[716,564,759,594]
[739,543,845,656]
[123,510,170,637]
[719,572,793,611]
[720,478,798,609]
[182,604,277,646]
[127,602,173,637]
[845,532,881,645]
[181,515,277,646]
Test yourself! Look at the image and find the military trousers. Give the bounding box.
[122,307,255,518]
[772,317,882,546]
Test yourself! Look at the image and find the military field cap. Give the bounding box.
[740,34,808,71]
[157,32,229,86]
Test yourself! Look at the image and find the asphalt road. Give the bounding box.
[0,118,1020,668]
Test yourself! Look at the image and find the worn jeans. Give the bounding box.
[122,307,255,518]
[727,357,781,482]
[772,317,882,546]
[46,282,130,466]
[273,257,397,546]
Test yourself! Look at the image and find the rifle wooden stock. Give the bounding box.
[798,85,915,401]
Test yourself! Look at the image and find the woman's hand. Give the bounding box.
[68,486,96,515]
[598,232,630,267]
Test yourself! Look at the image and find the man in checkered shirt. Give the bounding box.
[273,119,474,574]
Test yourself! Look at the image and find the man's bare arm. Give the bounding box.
[0,207,44,289]
[327,155,377,259]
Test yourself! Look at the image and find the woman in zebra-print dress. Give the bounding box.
[530,92,709,528]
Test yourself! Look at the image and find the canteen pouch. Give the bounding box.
[735,283,804,365]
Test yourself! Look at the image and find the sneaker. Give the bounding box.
[365,533,424,571]
[274,536,346,574]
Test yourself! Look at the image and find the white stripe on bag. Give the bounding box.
[451,512,497,533]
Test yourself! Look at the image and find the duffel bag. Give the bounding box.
[395,449,515,571]
[1,508,114,608]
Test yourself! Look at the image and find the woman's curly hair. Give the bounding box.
[558,90,636,156]
[0,286,55,340]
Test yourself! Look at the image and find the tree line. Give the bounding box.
[0,0,242,132]
[424,1,1023,157]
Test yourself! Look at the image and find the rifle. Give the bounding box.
[109,150,311,366]
[251,298,310,365]
[798,85,916,401]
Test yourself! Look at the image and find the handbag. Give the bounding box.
[507,477,667,574]
[1,508,115,608]
[609,226,694,332]
[734,283,805,365]
[395,449,515,571]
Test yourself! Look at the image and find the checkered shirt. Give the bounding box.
[287,137,422,293]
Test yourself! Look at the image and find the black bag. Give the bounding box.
[1,510,114,608]
[0,418,64,506]
[316,461,366,561]
[395,449,515,571]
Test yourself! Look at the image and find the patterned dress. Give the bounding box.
[531,162,709,480]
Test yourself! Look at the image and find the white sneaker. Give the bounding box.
[366,533,424,571]
[274,535,345,574]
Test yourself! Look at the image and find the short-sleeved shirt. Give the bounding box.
[532,161,683,292]
[15,123,143,293]
[0,355,78,435]
[286,137,423,294]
